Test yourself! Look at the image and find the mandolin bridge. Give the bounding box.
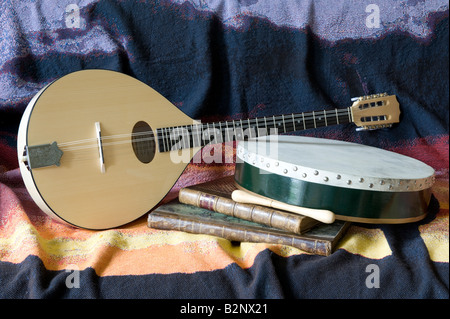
[22,142,63,170]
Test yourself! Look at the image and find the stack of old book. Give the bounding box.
[148,176,349,256]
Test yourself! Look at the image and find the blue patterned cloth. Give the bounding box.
[0,1,448,299]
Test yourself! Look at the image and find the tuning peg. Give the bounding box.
[355,124,393,131]
[351,95,368,101]
[351,93,390,103]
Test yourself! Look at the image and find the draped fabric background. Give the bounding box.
[0,0,448,299]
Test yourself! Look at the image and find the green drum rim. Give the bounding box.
[234,162,431,223]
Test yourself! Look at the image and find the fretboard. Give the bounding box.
[156,107,352,152]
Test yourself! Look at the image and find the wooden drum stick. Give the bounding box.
[231,190,335,224]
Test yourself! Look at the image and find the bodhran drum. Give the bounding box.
[234,135,435,224]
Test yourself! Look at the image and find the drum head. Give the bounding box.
[237,135,435,192]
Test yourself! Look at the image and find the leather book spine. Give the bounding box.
[148,211,331,256]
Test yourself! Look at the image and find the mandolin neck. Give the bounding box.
[156,107,353,152]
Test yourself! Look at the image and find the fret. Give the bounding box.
[322,110,336,126]
[168,127,174,150]
[163,128,167,152]
[264,116,268,135]
[171,126,177,150]
[231,120,237,141]
[191,124,199,148]
[189,125,195,148]
[155,129,160,152]
[335,109,352,126]
[271,115,278,134]
[189,125,196,148]
[167,127,174,150]
[239,119,245,140]
[225,121,231,142]
[169,127,177,150]
[347,107,352,122]
[179,126,185,150]
[252,118,258,137]
[177,126,187,150]
[302,112,313,130]
[159,128,165,152]
[182,126,189,150]
[215,122,220,143]
[233,120,242,141]
[211,122,217,143]
[214,122,222,143]
[302,112,306,130]
[166,128,172,150]
[314,111,327,128]
[196,124,203,147]
[156,129,164,152]
[243,121,249,139]
[335,108,340,124]
[204,123,210,146]
[172,126,179,149]
[281,114,286,133]
[232,120,237,140]
[284,113,295,133]
[312,111,317,128]
[218,121,224,143]
[320,110,333,127]
[210,122,217,144]
[244,118,252,139]
[198,124,205,147]
[255,117,266,137]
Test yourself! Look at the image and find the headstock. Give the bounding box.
[350,93,400,131]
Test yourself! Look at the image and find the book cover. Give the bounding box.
[148,199,350,256]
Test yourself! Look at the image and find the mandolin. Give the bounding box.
[18,69,400,229]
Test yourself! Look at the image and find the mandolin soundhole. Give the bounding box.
[131,121,156,164]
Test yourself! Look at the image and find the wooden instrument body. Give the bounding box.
[18,70,199,229]
[234,136,435,223]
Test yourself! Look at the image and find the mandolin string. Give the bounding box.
[58,109,352,153]
[58,131,152,146]
[59,109,352,153]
